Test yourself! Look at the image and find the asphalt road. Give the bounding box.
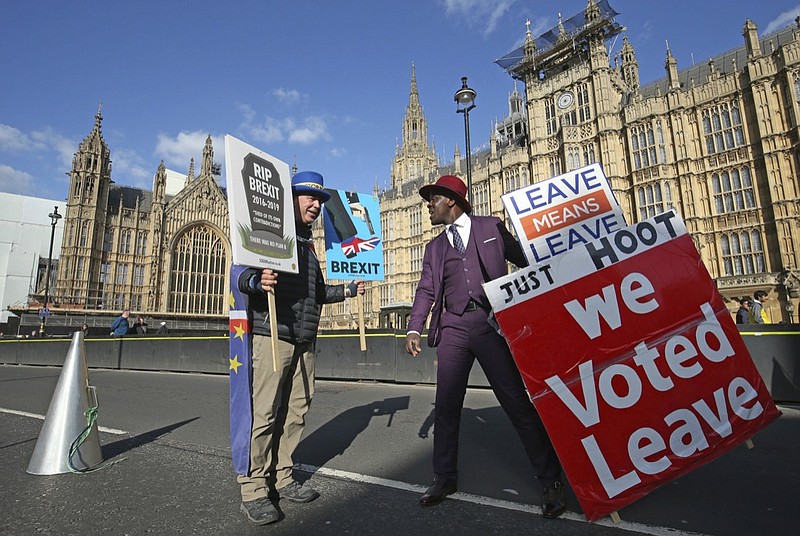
[0,364,798,535]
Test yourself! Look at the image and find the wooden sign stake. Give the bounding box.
[268,292,280,371]
[357,294,366,351]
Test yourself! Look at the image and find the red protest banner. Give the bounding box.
[484,211,781,520]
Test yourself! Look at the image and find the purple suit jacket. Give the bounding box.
[408,215,527,347]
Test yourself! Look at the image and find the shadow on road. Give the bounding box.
[102,417,201,458]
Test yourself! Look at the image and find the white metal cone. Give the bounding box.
[26,331,103,475]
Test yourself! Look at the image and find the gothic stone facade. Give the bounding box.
[54,113,230,317]
[51,2,800,326]
[374,2,800,327]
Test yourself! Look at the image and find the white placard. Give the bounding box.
[225,135,298,273]
[501,163,626,266]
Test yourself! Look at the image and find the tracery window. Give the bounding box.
[631,121,665,170]
[720,231,765,276]
[582,144,595,166]
[567,147,581,170]
[702,102,744,154]
[711,167,756,214]
[410,245,423,272]
[410,205,422,236]
[637,182,674,220]
[136,232,148,256]
[577,83,591,123]
[504,168,524,193]
[119,230,132,254]
[80,222,89,248]
[549,156,562,177]
[168,225,227,314]
[545,98,557,135]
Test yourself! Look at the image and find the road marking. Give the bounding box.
[0,407,128,435]
[296,463,710,536]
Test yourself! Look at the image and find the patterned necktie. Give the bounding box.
[449,225,466,255]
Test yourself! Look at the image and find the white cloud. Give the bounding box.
[239,103,256,123]
[248,116,286,144]
[0,124,49,153]
[763,6,800,35]
[155,131,222,170]
[112,147,153,187]
[442,0,515,36]
[287,116,330,144]
[244,115,331,146]
[0,124,34,152]
[0,164,34,194]
[272,88,303,104]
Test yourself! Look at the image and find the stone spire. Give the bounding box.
[201,135,213,177]
[665,40,680,91]
[620,36,639,90]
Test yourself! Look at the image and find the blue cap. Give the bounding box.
[291,171,331,202]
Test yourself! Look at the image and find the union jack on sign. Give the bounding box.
[341,236,380,258]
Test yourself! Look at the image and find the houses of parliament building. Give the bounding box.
[46,1,800,327]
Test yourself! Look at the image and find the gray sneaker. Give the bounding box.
[277,481,320,503]
[240,497,279,525]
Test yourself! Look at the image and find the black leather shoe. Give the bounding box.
[542,480,566,519]
[419,478,457,507]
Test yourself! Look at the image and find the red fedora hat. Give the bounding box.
[419,175,471,213]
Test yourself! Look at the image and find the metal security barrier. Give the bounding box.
[2,327,797,400]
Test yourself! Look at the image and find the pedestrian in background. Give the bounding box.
[134,316,148,335]
[736,297,752,324]
[750,290,770,324]
[110,310,130,337]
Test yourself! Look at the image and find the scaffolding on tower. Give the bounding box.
[495,0,624,79]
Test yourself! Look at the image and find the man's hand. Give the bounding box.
[405,332,422,357]
[345,280,366,298]
[260,269,278,293]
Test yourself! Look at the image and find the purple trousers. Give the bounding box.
[433,307,562,487]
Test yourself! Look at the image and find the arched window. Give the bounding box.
[168,225,228,314]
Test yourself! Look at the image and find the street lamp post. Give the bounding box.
[38,206,62,337]
[454,76,477,206]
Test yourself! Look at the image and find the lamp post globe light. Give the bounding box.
[454,76,477,206]
[38,206,62,336]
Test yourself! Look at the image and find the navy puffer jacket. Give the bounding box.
[239,225,345,344]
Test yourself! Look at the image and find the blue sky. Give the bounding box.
[2,1,799,201]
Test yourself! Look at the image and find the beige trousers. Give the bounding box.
[237,334,315,501]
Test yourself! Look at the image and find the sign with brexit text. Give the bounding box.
[225,134,298,273]
[484,211,781,520]
[322,189,384,281]
[502,163,626,265]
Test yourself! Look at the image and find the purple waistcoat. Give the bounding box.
[442,230,488,315]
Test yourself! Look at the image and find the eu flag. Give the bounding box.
[229,264,253,476]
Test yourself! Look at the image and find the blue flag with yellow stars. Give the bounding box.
[229,264,252,476]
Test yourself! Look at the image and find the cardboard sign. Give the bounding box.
[502,163,626,265]
[484,211,781,520]
[225,135,298,273]
[322,189,384,281]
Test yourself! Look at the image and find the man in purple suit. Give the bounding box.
[405,175,565,518]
